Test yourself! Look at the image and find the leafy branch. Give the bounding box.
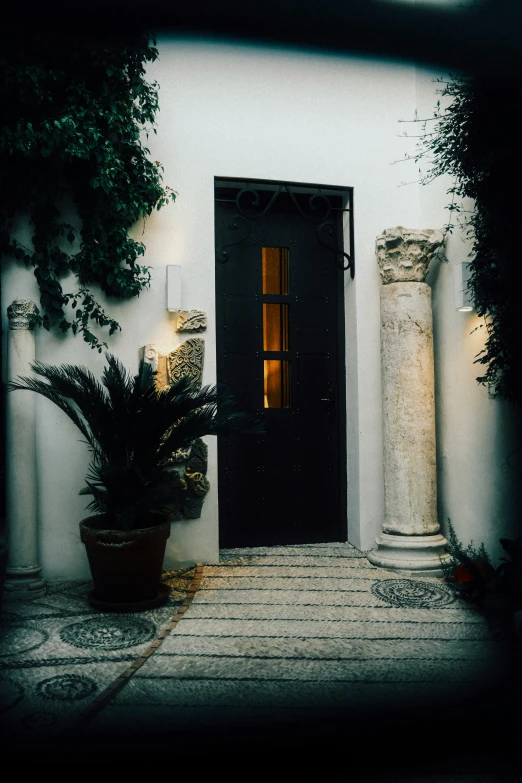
[396,72,522,405]
[0,31,175,351]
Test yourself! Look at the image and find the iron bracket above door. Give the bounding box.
[215,179,354,279]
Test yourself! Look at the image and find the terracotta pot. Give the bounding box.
[79,519,170,606]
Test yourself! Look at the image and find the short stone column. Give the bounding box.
[367,227,451,576]
[4,300,46,599]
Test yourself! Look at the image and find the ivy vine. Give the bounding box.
[0,31,174,350]
[405,72,521,407]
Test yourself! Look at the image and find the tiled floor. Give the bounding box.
[0,544,518,780]
[0,569,196,736]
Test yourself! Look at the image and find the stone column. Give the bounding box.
[367,227,451,576]
[4,300,46,599]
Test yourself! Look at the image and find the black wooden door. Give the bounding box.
[215,180,349,548]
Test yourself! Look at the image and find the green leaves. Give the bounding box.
[412,73,522,406]
[0,31,173,352]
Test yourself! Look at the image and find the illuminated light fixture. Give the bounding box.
[454,261,474,312]
[166,265,181,312]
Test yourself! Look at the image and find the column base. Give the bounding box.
[4,567,47,601]
[367,532,451,578]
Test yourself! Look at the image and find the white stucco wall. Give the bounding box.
[4,38,516,580]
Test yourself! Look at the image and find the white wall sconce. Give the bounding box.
[454,261,474,312]
[167,265,181,312]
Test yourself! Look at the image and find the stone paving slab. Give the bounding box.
[220,544,361,556]
[134,652,499,683]
[167,617,492,640]
[204,565,415,578]
[186,602,482,623]
[157,633,506,661]
[219,554,372,566]
[108,675,482,709]
[199,576,412,590]
[192,587,476,608]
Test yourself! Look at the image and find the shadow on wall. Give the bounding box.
[429,254,522,562]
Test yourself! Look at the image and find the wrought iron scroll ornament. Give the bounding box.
[217,183,354,277]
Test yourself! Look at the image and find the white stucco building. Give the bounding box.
[1,35,520,588]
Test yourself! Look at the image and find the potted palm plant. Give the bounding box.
[7,354,260,611]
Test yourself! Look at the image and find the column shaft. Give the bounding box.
[381,282,438,536]
[5,300,45,598]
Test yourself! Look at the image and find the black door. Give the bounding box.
[215,178,351,548]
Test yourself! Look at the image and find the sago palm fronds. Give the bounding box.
[7,353,261,530]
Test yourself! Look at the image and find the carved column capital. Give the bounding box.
[7,299,39,330]
[376,227,444,284]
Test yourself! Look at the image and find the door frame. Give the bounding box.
[214,175,353,547]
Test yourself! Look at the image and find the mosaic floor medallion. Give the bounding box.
[371,579,455,608]
[0,676,24,713]
[36,673,98,701]
[0,623,49,657]
[60,616,156,650]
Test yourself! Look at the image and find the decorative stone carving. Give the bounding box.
[169,445,192,465]
[7,299,39,330]
[186,471,210,498]
[376,226,444,285]
[139,344,159,375]
[187,438,208,475]
[176,310,207,332]
[167,338,205,389]
[138,342,210,521]
[138,345,168,391]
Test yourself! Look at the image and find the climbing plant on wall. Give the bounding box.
[0,31,174,351]
[408,73,521,407]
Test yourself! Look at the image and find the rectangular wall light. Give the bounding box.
[454,261,474,312]
[166,265,181,312]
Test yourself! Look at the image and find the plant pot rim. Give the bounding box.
[80,517,171,544]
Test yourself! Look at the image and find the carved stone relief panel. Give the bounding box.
[167,338,205,389]
[182,438,209,519]
[138,343,210,521]
[176,310,207,332]
[187,438,208,475]
[170,445,192,465]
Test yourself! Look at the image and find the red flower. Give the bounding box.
[454,564,484,584]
